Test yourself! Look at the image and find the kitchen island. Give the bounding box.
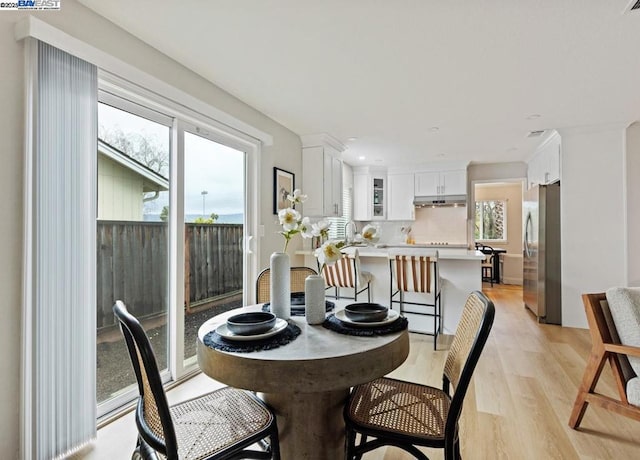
[297,246,484,335]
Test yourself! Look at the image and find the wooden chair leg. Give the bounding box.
[569,350,608,428]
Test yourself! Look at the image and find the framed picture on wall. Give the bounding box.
[273,167,295,214]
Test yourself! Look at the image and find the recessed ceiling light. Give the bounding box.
[348,137,358,141]
[429,127,440,133]
[358,156,366,160]
[526,114,541,120]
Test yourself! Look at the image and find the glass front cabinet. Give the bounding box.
[354,167,386,221]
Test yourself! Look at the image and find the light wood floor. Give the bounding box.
[85,284,640,459]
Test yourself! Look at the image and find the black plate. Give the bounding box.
[344,303,389,322]
[226,312,276,335]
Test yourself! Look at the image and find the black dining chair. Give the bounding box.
[480,244,495,286]
[475,243,495,286]
[343,291,495,460]
[113,300,281,460]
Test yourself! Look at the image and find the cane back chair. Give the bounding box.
[255,266,317,303]
[113,301,280,460]
[344,291,495,460]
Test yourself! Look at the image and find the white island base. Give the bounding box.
[301,247,484,335]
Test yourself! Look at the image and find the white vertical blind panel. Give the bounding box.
[328,186,351,239]
[34,41,97,459]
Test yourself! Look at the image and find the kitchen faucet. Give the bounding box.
[345,220,357,243]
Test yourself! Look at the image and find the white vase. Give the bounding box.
[305,274,326,325]
[270,252,291,320]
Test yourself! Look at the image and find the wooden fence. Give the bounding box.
[97,221,243,329]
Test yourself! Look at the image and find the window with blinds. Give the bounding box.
[327,186,352,239]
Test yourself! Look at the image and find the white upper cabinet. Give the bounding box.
[440,170,467,195]
[302,135,345,217]
[414,171,439,196]
[527,131,561,189]
[415,169,466,196]
[387,173,415,221]
[353,167,386,220]
[353,173,371,220]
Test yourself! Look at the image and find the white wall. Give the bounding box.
[0,14,26,458]
[468,161,528,182]
[467,161,527,219]
[0,2,302,457]
[559,126,627,328]
[626,122,640,286]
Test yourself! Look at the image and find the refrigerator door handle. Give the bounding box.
[524,212,533,257]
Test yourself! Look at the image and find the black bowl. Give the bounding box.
[344,303,389,322]
[227,312,277,335]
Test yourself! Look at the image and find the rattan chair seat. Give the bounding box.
[169,387,274,460]
[347,377,450,443]
[344,291,495,460]
[113,301,280,460]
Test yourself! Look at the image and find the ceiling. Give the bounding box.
[79,0,640,168]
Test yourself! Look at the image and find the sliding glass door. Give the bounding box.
[96,97,172,413]
[96,82,259,417]
[182,131,246,366]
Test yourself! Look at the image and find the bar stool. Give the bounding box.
[389,249,442,349]
[322,249,372,302]
[477,243,495,286]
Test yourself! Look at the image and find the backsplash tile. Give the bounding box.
[412,207,467,244]
[355,206,468,245]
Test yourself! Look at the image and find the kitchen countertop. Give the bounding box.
[296,246,485,261]
[295,245,483,335]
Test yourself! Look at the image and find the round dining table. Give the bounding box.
[197,303,410,460]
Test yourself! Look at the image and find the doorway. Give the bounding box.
[473,180,525,285]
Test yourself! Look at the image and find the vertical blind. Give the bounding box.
[24,40,97,459]
[328,186,352,240]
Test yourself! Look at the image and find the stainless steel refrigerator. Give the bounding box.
[523,182,561,324]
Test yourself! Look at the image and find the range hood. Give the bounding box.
[413,194,467,207]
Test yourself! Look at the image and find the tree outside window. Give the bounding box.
[475,200,506,241]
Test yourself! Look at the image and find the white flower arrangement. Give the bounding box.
[277,189,380,270]
[314,224,380,273]
[277,189,308,251]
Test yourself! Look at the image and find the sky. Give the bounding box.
[99,103,245,219]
